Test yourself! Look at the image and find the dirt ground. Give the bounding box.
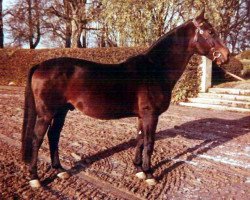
[0,86,249,200]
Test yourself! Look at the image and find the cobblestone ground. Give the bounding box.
[0,86,250,200]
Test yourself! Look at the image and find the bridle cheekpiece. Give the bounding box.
[192,19,222,62]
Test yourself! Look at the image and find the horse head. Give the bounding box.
[191,10,230,65]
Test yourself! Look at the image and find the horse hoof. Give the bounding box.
[145,178,157,186]
[57,172,70,179]
[29,179,41,188]
[135,172,146,180]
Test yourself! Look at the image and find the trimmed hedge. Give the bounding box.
[236,50,250,60]
[0,48,145,86]
[212,57,243,84]
[0,48,201,103]
[172,55,201,103]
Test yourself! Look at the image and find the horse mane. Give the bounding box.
[145,19,192,54]
[122,19,193,64]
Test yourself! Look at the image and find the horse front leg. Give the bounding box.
[141,113,158,186]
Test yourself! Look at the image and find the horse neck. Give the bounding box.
[145,22,194,81]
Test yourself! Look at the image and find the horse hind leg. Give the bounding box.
[29,115,52,188]
[141,114,158,186]
[134,118,146,180]
[47,107,70,179]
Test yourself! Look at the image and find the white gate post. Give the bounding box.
[200,56,212,92]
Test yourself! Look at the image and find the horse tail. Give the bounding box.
[21,65,38,163]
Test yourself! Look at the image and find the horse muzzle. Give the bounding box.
[213,52,224,65]
[212,48,230,65]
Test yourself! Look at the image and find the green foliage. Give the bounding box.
[171,55,202,103]
[100,0,183,46]
[99,0,249,53]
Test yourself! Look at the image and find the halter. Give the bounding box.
[192,19,222,61]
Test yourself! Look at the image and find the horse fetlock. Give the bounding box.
[29,179,41,188]
[144,168,156,185]
[29,169,38,180]
[52,163,63,169]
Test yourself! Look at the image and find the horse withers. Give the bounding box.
[22,11,229,188]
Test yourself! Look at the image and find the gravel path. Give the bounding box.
[0,86,250,199]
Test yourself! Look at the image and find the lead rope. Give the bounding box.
[219,67,246,81]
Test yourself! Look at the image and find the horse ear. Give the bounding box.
[196,8,205,21]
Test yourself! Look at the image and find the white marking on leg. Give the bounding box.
[138,131,142,135]
[145,178,157,186]
[57,172,70,179]
[29,179,41,188]
[135,171,146,179]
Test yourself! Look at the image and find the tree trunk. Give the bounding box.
[100,27,106,47]
[71,21,85,48]
[70,8,81,48]
[0,0,4,48]
[71,18,79,48]
[27,0,34,48]
[100,34,106,47]
[27,0,40,49]
[80,29,86,48]
[64,0,71,48]
[65,22,71,48]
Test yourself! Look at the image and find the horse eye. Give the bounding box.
[208,30,213,35]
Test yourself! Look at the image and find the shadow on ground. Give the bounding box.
[43,116,250,186]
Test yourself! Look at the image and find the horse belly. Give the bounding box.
[67,91,136,120]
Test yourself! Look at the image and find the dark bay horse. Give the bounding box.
[22,11,229,188]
